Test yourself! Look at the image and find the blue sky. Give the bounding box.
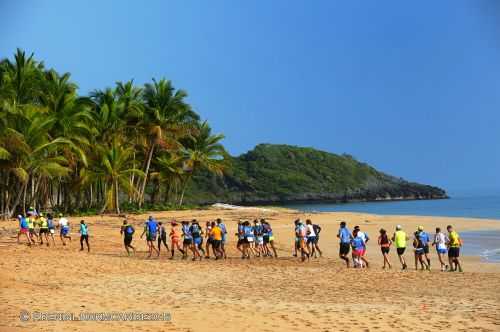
[1,0,499,194]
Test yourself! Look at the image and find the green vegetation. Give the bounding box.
[0,49,226,218]
[184,144,447,205]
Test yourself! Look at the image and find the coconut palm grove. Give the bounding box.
[0,49,226,217]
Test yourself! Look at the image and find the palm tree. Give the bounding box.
[138,78,199,206]
[179,121,226,206]
[87,142,144,214]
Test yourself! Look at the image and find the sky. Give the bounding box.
[1,0,500,194]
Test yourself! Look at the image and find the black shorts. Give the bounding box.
[339,243,350,255]
[263,235,269,244]
[183,238,192,245]
[397,247,406,255]
[448,247,460,258]
[423,245,430,254]
[80,235,89,241]
[381,247,390,254]
[39,228,48,234]
[237,238,244,246]
[212,240,221,248]
[124,236,133,246]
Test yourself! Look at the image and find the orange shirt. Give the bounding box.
[170,228,180,240]
[210,226,222,241]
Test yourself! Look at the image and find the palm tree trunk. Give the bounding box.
[139,142,155,207]
[178,175,191,207]
[114,179,120,214]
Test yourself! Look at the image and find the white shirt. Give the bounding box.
[59,218,68,228]
[434,232,447,250]
[358,231,368,242]
[307,224,316,237]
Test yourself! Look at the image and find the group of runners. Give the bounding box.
[120,216,279,260]
[16,207,90,252]
[336,221,464,272]
[15,208,464,272]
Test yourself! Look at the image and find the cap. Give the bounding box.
[396,225,402,230]
[417,225,424,231]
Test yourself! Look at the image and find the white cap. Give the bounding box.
[396,225,402,230]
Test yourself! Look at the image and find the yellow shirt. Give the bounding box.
[394,230,407,248]
[39,217,48,229]
[449,231,461,247]
[210,226,222,241]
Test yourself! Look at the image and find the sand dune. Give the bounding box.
[1,208,500,331]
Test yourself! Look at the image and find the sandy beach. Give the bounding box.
[1,207,500,332]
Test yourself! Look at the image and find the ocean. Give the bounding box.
[283,194,500,262]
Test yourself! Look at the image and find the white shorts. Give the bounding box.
[49,229,55,234]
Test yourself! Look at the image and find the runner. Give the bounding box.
[312,221,323,257]
[446,225,463,272]
[378,228,392,269]
[261,219,278,258]
[242,221,253,259]
[392,225,408,270]
[46,213,56,246]
[413,231,429,270]
[169,221,184,259]
[181,221,193,259]
[38,213,49,246]
[140,216,159,258]
[216,218,228,259]
[157,222,170,256]
[337,221,352,268]
[120,220,136,256]
[416,226,431,269]
[253,219,264,257]
[236,221,245,257]
[17,214,31,245]
[432,227,448,271]
[305,219,318,258]
[296,219,309,262]
[210,221,223,260]
[351,229,369,268]
[58,213,71,246]
[27,214,38,243]
[190,219,204,259]
[79,220,90,252]
[204,221,213,259]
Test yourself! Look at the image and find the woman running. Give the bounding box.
[169,221,184,259]
[413,231,429,270]
[157,222,170,256]
[378,228,392,269]
[190,220,204,260]
[204,221,213,259]
[17,214,31,245]
[261,219,278,258]
[47,213,56,246]
[432,227,448,271]
[120,220,136,256]
[351,229,369,268]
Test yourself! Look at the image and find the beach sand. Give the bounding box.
[1,208,500,332]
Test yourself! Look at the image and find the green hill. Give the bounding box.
[183,144,447,205]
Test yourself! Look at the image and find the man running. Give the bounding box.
[312,221,322,257]
[28,214,38,243]
[17,214,31,245]
[157,222,170,256]
[236,221,245,257]
[79,220,90,252]
[141,216,159,258]
[120,220,136,256]
[432,227,448,271]
[296,219,309,262]
[413,231,429,270]
[204,221,213,259]
[337,221,352,267]
[262,219,278,258]
[58,213,71,245]
[181,221,193,259]
[190,220,204,259]
[38,213,50,246]
[216,218,228,259]
[446,225,463,272]
[392,225,408,270]
[415,226,431,270]
[210,221,224,260]
[46,213,56,246]
[253,219,264,257]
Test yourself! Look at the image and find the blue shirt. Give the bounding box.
[351,236,365,250]
[218,223,227,239]
[146,220,157,235]
[19,217,28,229]
[419,231,430,245]
[244,226,254,238]
[80,224,88,236]
[338,227,352,243]
[182,224,192,239]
